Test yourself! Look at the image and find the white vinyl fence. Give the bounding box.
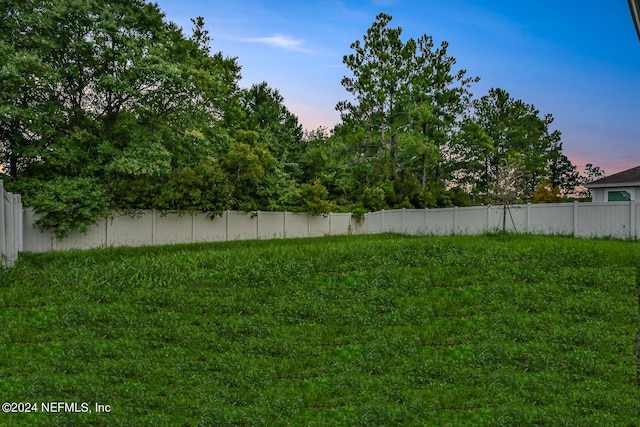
[22,209,356,252]
[359,202,640,239]
[0,180,23,267]
[5,197,639,257]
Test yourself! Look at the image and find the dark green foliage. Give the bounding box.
[455,88,579,202]
[578,163,606,199]
[237,82,305,174]
[1,6,583,235]
[1,0,245,233]
[332,13,479,209]
[11,177,111,239]
[157,159,233,217]
[295,179,336,215]
[1,235,639,425]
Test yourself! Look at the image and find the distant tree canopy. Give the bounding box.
[1,6,584,237]
[455,88,580,203]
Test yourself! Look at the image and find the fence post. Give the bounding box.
[105,214,109,247]
[526,203,531,233]
[17,194,23,252]
[329,212,333,236]
[4,189,15,265]
[152,209,157,246]
[486,205,492,232]
[381,209,385,233]
[453,206,458,235]
[191,212,195,243]
[573,201,579,236]
[424,208,428,234]
[283,211,287,239]
[256,210,260,239]
[630,201,636,239]
[225,210,230,241]
[14,194,22,253]
[365,212,369,235]
[401,208,405,234]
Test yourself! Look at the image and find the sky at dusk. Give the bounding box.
[154,0,640,176]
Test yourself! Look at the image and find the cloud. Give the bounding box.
[372,0,400,6]
[239,34,311,52]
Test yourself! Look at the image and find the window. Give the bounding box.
[606,189,634,202]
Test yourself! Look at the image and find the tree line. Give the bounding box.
[1,4,599,237]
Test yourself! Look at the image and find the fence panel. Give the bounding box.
[284,213,310,239]
[529,203,574,235]
[328,213,353,236]
[257,211,285,240]
[403,209,427,235]
[577,202,632,239]
[308,214,330,237]
[57,219,106,251]
[456,206,491,235]
[107,212,154,247]
[226,211,257,241]
[380,210,403,234]
[362,211,382,235]
[193,212,227,243]
[155,212,194,245]
[427,208,456,235]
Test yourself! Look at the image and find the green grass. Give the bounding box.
[1,233,639,426]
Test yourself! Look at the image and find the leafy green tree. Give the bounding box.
[1,0,243,235]
[533,181,563,203]
[298,127,334,185]
[577,163,606,199]
[224,82,304,211]
[336,13,414,181]
[15,177,111,239]
[294,179,336,215]
[237,82,304,176]
[0,0,62,179]
[404,37,478,185]
[547,148,580,197]
[157,159,233,217]
[335,13,477,208]
[456,88,576,202]
[488,154,527,230]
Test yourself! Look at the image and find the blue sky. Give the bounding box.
[154,0,640,175]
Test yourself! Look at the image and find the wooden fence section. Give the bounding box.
[0,180,23,267]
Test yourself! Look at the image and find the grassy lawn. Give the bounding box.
[1,233,639,426]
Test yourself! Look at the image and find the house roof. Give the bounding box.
[586,165,640,188]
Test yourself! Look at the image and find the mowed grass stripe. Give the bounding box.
[0,234,638,426]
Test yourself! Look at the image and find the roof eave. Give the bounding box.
[585,181,640,189]
[629,0,640,40]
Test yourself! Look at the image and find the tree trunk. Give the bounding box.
[10,154,18,179]
[390,133,397,179]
